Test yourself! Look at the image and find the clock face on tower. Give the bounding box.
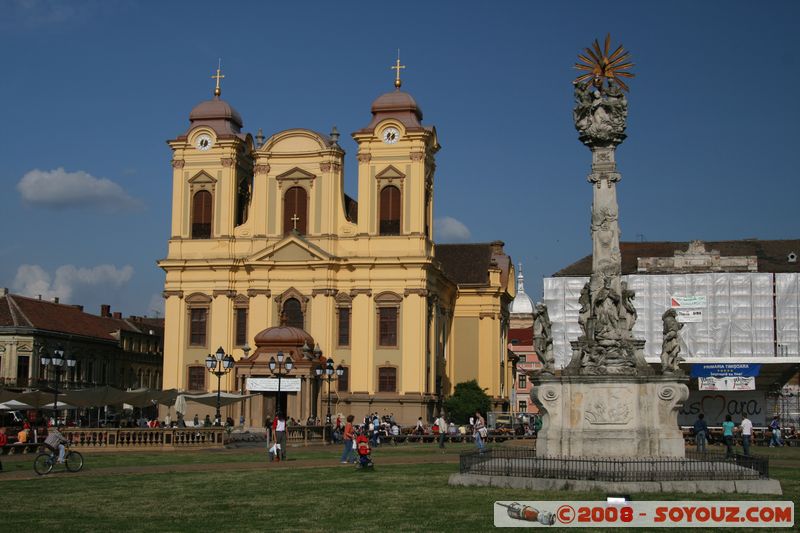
[196,134,213,151]
[382,127,400,144]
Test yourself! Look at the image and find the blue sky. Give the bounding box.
[1,1,798,317]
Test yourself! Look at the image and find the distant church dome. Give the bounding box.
[510,263,533,316]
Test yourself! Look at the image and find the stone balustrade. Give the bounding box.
[62,427,226,450]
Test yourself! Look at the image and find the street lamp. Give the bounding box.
[40,345,76,422]
[268,350,293,416]
[205,346,235,424]
[314,357,344,441]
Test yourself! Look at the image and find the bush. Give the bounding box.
[443,380,491,425]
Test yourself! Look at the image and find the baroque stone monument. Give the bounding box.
[531,36,689,458]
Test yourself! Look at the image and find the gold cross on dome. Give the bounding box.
[391,50,405,89]
[211,58,225,97]
[291,213,300,230]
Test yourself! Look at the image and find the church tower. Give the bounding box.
[351,57,439,253]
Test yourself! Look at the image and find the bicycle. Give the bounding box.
[33,443,84,475]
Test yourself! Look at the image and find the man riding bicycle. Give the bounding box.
[44,426,68,463]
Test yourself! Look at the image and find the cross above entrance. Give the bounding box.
[291,213,300,230]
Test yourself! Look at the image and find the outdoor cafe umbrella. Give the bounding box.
[174,394,187,416]
[15,390,64,408]
[183,392,254,408]
[0,399,35,411]
[62,386,129,408]
[40,402,77,411]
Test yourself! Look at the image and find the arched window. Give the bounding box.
[283,186,308,235]
[283,297,304,329]
[191,190,213,239]
[379,185,401,235]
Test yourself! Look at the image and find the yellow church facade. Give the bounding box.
[159,70,515,425]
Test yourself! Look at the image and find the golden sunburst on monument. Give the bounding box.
[574,34,635,91]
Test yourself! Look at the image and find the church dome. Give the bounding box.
[510,264,534,315]
[370,90,423,120]
[188,96,243,134]
[253,325,314,350]
[359,89,425,132]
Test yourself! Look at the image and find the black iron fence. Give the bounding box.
[459,447,769,481]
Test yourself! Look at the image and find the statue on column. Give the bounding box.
[578,282,591,338]
[619,281,637,334]
[533,302,555,374]
[661,309,684,374]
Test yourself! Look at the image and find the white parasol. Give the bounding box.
[175,394,187,416]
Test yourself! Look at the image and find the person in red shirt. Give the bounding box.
[0,427,8,472]
[340,415,355,464]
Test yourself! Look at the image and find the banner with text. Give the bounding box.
[691,363,761,378]
[698,376,756,391]
[246,378,301,392]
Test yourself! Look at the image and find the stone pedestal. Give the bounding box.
[531,375,689,458]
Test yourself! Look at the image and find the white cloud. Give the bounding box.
[12,264,134,303]
[434,216,472,243]
[17,167,143,212]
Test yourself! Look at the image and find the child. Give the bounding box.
[268,442,281,461]
[355,432,373,468]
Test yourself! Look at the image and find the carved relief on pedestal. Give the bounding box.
[583,388,632,425]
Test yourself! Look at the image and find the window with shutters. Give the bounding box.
[337,307,350,347]
[377,366,397,393]
[283,186,308,235]
[337,366,349,393]
[379,185,401,235]
[235,307,248,346]
[189,308,208,346]
[191,190,213,239]
[188,366,205,391]
[378,307,398,347]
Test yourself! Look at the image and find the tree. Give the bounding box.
[444,380,491,424]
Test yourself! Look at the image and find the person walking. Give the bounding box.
[693,413,708,453]
[435,412,447,450]
[740,414,753,456]
[473,411,487,452]
[273,413,287,460]
[722,414,735,458]
[340,415,355,464]
[769,416,782,447]
[0,427,7,472]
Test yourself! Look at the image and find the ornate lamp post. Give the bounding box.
[268,350,293,416]
[315,357,344,442]
[40,346,76,421]
[205,346,235,424]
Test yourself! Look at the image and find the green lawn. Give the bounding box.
[1,444,796,532]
